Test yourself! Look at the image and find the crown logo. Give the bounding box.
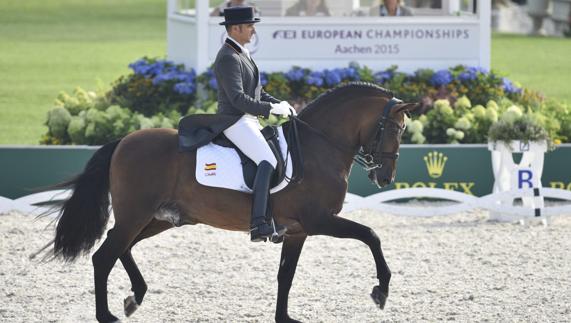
[424,151,447,178]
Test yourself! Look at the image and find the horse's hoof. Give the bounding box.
[97,311,120,323]
[276,316,302,323]
[124,295,139,317]
[370,285,388,310]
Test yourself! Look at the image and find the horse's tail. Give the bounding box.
[52,139,121,262]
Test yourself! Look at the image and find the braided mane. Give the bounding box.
[299,82,394,116]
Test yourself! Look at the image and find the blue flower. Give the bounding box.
[181,69,196,82]
[342,67,360,80]
[129,58,181,80]
[285,68,305,82]
[458,70,477,82]
[306,71,324,87]
[430,70,453,86]
[208,78,218,90]
[260,72,268,86]
[458,66,487,82]
[152,70,179,85]
[174,82,195,95]
[152,68,196,85]
[467,66,488,74]
[374,71,392,83]
[129,59,155,76]
[502,77,522,94]
[324,69,342,87]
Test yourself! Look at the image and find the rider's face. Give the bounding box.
[232,23,255,45]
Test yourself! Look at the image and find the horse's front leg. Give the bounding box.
[306,214,391,310]
[275,234,307,323]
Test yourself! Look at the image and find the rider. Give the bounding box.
[214,6,295,242]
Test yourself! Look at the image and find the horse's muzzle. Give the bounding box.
[369,171,393,188]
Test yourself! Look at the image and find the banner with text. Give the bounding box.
[209,21,480,61]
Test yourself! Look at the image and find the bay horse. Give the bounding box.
[49,82,418,322]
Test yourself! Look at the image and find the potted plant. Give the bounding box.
[487,111,551,222]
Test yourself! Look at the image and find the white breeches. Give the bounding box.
[223,114,278,168]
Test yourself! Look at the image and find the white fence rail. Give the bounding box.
[2,188,571,220]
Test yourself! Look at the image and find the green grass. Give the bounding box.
[491,33,571,104]
[0,0,166,144]
[0,1,569,144]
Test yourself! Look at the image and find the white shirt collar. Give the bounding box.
[227,36,250,59]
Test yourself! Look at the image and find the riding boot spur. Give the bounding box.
[250,160,287,242]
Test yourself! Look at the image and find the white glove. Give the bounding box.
[283,101,298,116]
[270,101,295,116]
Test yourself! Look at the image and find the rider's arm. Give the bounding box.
[260,89,280,104]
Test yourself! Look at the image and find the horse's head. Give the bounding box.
[355,99,419,188]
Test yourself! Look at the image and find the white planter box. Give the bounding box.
[487,140,548,222]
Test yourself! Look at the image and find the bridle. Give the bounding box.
[353,97,406,171]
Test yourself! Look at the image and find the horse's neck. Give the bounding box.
[300,97,378,153]
[296,121,356,184]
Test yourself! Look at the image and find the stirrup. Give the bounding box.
[250,222,273,242]
[269,218,287,243]
[250,219,286,243]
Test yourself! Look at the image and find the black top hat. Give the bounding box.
[219,7,260,25]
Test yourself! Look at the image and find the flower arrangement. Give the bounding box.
[110,57,197,116]
[42,57,570,146]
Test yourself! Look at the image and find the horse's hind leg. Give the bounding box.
[92,208,157,323]
[92,224,141,322]
[120,219,174,317]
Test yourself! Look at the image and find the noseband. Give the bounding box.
[353,97,405,171]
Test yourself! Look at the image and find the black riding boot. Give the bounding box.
[250,161,287,242]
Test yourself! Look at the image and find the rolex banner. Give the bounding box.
[348,145,571,197]
[1,145,571,199]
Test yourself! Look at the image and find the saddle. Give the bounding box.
[177,114,300,191]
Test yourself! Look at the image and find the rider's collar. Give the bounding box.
[225,37,251,59]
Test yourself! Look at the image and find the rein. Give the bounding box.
[289,115,355,155]
[284,116,305,185]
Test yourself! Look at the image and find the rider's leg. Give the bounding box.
[223,115,285,242]
[249,160,285,241]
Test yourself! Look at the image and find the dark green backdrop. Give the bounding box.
[1,145,570,199]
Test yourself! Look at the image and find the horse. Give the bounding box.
[49,82,418,323]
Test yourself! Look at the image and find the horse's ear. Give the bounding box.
[396,102,422,116]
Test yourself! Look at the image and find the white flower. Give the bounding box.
[473,105,486,119]
[501,105,523,123]
[454,117,472,130]
[454,96,471,109]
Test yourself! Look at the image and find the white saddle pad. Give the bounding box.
[195,127,293,194]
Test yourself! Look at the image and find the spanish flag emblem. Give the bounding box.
[204,163,217,171]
